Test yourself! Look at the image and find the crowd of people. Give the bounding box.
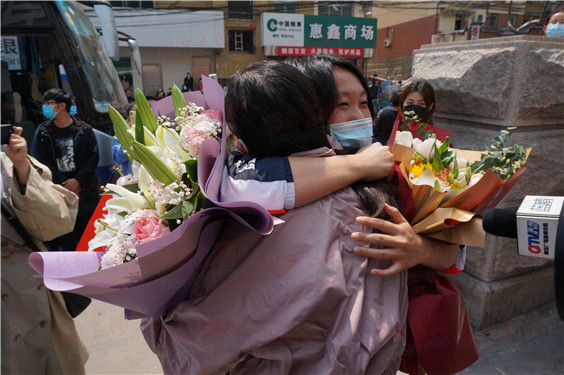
[1,9,562,373]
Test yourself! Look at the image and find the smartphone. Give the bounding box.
[1,124,14,145]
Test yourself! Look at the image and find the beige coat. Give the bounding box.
[1,153,88,374]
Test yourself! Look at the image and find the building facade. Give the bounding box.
[91,1,561,94]
[367,1,562,80]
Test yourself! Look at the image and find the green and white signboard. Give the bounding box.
[262,13,377,49]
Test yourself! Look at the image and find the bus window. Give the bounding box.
[1,31,63,127]
[54,1,126,114]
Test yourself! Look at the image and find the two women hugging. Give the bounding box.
[141,56,467,374]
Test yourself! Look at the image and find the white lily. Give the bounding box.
[413,138,443,160]
[105,183,148,211]
[449,155,468,171]
[143,127,159,147]
[156,125,188,161]
[395,130,413,148]
[410,168,444,190]
[88,212,126,251]
[138,165,158,204]
[444,171,484,201]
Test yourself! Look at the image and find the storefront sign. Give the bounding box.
[1,36,22,70]
[278,46,363,57]
[304,15,376,48]
[262,13,377,49]
[262,13,304,46]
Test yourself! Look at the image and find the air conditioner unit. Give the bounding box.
[473,12,486,24]
[383,39,392,47]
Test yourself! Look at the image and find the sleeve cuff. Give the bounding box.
[437,245,466,275]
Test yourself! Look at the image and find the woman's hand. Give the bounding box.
[352,142,395,181]
[351,204,459,276]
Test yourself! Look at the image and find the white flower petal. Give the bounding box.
[411,168,443,190]
[105,183,147,209]
[395,131,413,147]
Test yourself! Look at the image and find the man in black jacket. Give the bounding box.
[34,89,100,250]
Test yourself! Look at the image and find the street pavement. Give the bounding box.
[77,299,564,374]
[76,299,162,374]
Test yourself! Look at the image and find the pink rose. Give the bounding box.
[202,109,222,122]
[181,127,209,157]
[133,211,170,244]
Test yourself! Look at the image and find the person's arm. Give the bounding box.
[220,143,394,211]
[4,127,31,189]
[73,126,99,186]
[220,153,294,213]
[351,204,460,276]
[112,137,130,165]
[4,127,78,242]
[290,142,394,207]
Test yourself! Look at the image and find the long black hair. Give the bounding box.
[225,60,329,157]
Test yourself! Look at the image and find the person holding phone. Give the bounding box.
[1,126,88,374]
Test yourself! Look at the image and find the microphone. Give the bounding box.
[482,208,518,238]
[483,196,564,321]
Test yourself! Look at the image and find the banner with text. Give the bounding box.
[262,13,377,49]
[278,46,363,57]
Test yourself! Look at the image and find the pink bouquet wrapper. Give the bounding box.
[29,77,274,318]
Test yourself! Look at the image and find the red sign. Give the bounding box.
[470,26,480,40]
[278,46,364,57]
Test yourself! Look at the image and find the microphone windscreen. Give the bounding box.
[482,208,518,238]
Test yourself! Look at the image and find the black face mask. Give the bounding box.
[403,104,429,120]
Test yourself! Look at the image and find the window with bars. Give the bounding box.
[227,1,254,21]
[317,1,353,17]
[274,0,298,14]
[228,30,254,53]
[489,14,498,28]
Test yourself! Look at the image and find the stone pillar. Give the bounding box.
[411,35,564,329]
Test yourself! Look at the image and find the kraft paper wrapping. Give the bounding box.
[392,142,531,247]
[411,207,485,247]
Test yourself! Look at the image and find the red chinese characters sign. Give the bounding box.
[278,46,363,57]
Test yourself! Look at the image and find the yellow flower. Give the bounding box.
[410,162,434,178]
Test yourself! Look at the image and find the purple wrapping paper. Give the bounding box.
[28,77,273,318]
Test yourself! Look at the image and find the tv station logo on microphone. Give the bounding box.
[526,220,549,255]
[517,196,564,260]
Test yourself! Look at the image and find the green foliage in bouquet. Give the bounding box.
[401,111,435,139]
[108,84,211,229]
[469,127,527,181]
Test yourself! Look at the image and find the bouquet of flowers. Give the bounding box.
[91,84,222,269]
[389,111,530,246]
[28,77,273,317]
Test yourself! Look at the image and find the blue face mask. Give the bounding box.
[69,105,77,117]
[42,104,59,120]
[329,117,373,150]
[546,23,564,38]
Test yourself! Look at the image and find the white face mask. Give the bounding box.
[329,117,373,149]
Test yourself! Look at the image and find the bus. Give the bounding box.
[1,0,129,137]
